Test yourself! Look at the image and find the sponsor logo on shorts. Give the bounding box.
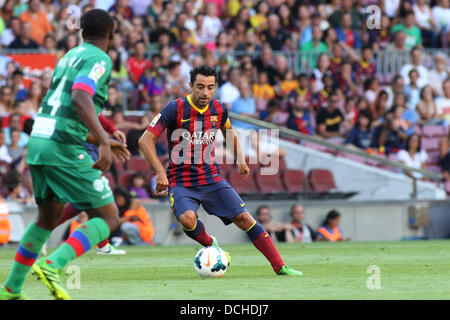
[93,178,104,192]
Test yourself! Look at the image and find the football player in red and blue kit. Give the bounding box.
[139,65,302,276]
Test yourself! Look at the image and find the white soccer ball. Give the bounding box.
[194,246,229,278]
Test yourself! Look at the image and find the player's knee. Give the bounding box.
[178,210,197,230]
[233,212,255,231]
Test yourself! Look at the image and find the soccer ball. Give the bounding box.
[194,246,229,278]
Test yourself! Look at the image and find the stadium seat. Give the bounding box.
[260,155,287,171]
[426,151,441,165]
[218,162,234,176]
[244,155,260,171]
[117,170,136,190]
[105,172,116,191]
[254,171,286,194]
[226,170,259,195]
[308,169,337,193]
[422,125,446,138]
[282,169,309,194]
[421,138,441,152]
[126,156,150,172]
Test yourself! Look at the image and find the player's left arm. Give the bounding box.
[219,106,250,181]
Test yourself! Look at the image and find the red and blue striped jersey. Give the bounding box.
[147,94,231,188]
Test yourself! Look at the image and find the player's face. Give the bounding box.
[190,74,216,108]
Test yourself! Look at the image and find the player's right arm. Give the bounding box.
[72,89,112,174]
[139,101,178,193]
[139,130,168,193]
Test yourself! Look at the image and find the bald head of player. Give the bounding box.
[189,65,217,108]
[80,8,114,52]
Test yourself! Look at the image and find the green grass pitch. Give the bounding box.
[0,240,449,300]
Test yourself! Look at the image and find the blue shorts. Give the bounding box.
[169,180,247,225]
[85,143,99,161]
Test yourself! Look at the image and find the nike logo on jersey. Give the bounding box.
[181,118,191,123]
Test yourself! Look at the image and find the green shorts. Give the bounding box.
[29,164,114,211]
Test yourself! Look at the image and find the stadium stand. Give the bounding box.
[0,0,449,203]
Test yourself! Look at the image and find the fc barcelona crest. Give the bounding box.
[210,115,218,127]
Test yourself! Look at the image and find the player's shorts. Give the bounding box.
[29,164,114,211]
[168,180,248,225]
[85,142,99,161]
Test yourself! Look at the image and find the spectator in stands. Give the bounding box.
[404,69,422,112]
[219,67,240,108]
[345,110,374,150]
[4,169,32,204]
[335,12,361,49]
[300,12,323,47]
[370,91,389,127]
[363,77,381,109]
[385,74,405,110]
[316,92,346,142]
[393,103,416,136]
[113,187,155,245]
[397,133,428,180]
[111,106,145,131]
[252,70,275,109]
[392,10,423,49]
[255,204,293,243]
[413,0,438,48]
[288,204,316,243]
[252,45,277,86]
[311,53,332,94]
[300,25,328,70]
[9,20,38,49]
[3,112,29,148]
[435,78,450,123]
[18,0,53,46]
[286,95,315,135]
[369,14,392,50]
[0,128,12,164]
[328,0,364,30]
[230,81,258,130]
[416,85,438,124]
[439,129,450,181]
[11,69,27,102]
[201,2,223,47]
[371,110,407,154]
[1,16,21,47]
[386,29,408,53]
[165,60,190,100]
[129,171,150,199]
[260,13,290,51]
[126,40,151,87]
[316,210,350,242]
[260,99,288,127]
[0,85,13,113]
[400,46,429,89]
[428,52,449,97]
[21,81,42,117]
[250,1,269,33]
[139,55,166,108]
[432,0,450,48]
[7,128,25,162]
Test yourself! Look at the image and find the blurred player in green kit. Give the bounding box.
[0,9,130,300]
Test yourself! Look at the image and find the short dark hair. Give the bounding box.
[81,9,114,40]
[190,65,217,84]
[256,205,270,217]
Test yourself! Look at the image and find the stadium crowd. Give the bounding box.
[0,0,449,203]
